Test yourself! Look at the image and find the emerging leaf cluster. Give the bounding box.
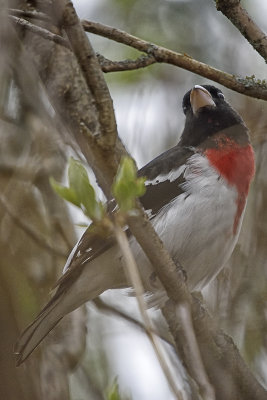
[50,158,105,223]
[112,157,146,212]
[50,157,146,223]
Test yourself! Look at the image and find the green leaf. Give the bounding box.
[68,158,90,198]
[49,177,80,207]
[68,158,104,221]
[112,157,146,212]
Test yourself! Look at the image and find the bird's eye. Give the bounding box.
[217,92,225,100]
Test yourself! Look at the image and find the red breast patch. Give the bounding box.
[205,140,255,234]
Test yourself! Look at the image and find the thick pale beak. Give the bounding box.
[190,85,216,115]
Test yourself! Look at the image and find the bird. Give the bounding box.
[15,84,255,365]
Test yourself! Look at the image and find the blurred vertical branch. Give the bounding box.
[0,2,87,399]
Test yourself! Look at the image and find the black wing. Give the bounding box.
[53,228,115,289]
[138,145,194,217]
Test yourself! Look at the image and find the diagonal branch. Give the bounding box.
[9,15,69,48]
[57,0,117,148]
[8,8,50,22]
[93,297,173,346]
[82,20,267,101]
[215,0,267,62]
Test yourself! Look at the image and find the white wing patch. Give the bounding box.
[63,240,80,274]
[145,165,186,186]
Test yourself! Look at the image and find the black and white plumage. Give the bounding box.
[15,85,255,364]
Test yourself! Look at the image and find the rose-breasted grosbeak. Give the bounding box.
[15,85,255,365]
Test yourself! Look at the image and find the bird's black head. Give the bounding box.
[179,85,246,147]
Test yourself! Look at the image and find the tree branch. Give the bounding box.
[58,0,117,148]
[215,0,267,62]
[96,53,156,73]
[175,302,215,399]
[163,298,267,400]
[82,20,267,101]
[9,15,69,48]
[8,8,50,22]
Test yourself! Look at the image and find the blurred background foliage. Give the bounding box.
[1,0,267,399]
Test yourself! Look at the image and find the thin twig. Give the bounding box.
[176,303,215,400]
[82,20,267,101]
[0,195,67,258]
[215,0,267,62]
[8,8,50,22]
[96,53,156,72]
[93,297,174,347]
[9,15,70,48]
[113,218,184,400]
